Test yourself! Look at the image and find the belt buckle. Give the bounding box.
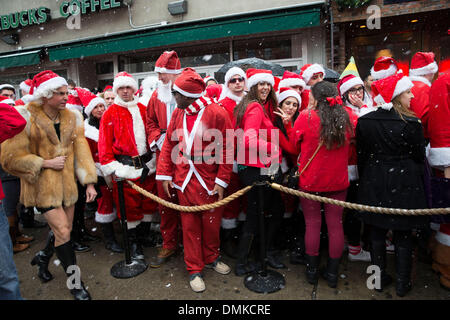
[132,155,143,169]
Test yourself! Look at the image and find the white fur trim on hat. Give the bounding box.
[0,84,15,91]
[113,75,138,94]
[392,76,414,100]
[66,103,84,113]
[409,61,438,77]
[277,89,301,105]
[370,64,397,80]
[173,83,204,98]
[154,66,182,74]
[225,67,247,85]
[302,64,325,84]
[427,147,450,169]
[21,94,34,104]
[339,77,364,96]
[33,77,68,99]
[20,81,31,93]
[247,73,275,89]
[374,94,393,111]
[278,77,306,90]
[84,96,106,117]
[409,75,432,87]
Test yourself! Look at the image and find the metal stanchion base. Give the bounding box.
[244,269,286,293]
[110,259,148,279]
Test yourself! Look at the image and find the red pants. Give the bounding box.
[95,184,116,224]
[177,179,223,274]
[156,180,181,250]
[112,175,158,222]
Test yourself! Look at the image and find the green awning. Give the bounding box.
[49,7,321,61]
[0,50,41,69]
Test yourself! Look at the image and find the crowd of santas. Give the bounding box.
[0,49,449,299]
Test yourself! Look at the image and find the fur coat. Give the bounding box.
[0,102,97,208]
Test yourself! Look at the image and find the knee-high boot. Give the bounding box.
[128,227,145,260]
[54,241,91,300]
[30,230,55,282]
[235,232,256,276]
[321,257,340,288]
[101,222,123,253]
[371,239,393,292]
[395,245,413,297]
[305,254,320,285]
[265,217,286,269]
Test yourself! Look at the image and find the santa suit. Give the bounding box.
[85,119,116,224]
[98,96,157,224]
[156,96,233,274]
[146,88,180,250]
[410,75,432,137]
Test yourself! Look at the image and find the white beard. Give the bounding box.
[157,80,173,105]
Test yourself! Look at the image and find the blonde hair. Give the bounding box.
[392,95,416,121]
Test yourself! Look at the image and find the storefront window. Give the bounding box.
[233,35,292,60]
[96,61,114,75]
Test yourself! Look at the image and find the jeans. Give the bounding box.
[0,202,22,300]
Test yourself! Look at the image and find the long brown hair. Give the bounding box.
[311,81,353,150]
[391,94,417,121]
[234,83,278,127]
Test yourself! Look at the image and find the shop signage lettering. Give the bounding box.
[0,7,50,31]
[60,0,123,18]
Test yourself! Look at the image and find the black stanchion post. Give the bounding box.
[244,181,285,293]
[110,178,148,279]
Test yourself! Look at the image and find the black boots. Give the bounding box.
[321,257,340,288]
[30,230,55,283]
[371,240,393,292]
[128,227,145,260]
[21,206,47,228]
[54,241,91,300]
[395,245,413,297]
[220,227,238,259]
[100,222,123,253]
[305,254,320,285]
[136,222,158,248]
[235,232,256,276]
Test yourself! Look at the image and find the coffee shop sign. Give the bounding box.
[0,0,123,31]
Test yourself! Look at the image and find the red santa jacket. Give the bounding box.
[410,76,432,138]
[146,89,177,154]
[427,71,450,170]
[292,108,354,192]
[156,97,233,199]
[219,94,242,122]
[98,97,155,180]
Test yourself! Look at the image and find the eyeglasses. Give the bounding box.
[53,91,69,97]
[348,86,364,94]
[311,74,323,81]
[229,77,244,84]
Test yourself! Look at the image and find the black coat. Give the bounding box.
[356,108,429,230]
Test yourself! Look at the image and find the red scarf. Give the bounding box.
[185,96,212,115]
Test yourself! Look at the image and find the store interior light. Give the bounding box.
[360,25,367,28]
[411,19,418,23]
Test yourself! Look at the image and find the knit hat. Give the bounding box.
[173,67,206,98]
[0,95,16,106]
[246,68,275,89]
[224,67,247,86]
[371,72,414,110]
[409,52,438,77]
[337,74,364,96]
[277,87,301,106]
[154,51,182,74]
[370,56,398,80]
[19,79,32,94]
[278,70,306,90]
[30,70,68,99]
[112,71,138,94]
[76,87,106,116]
[66,88,84,113]
[300,64,325,85]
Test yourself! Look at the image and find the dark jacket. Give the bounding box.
[356,108,429,230]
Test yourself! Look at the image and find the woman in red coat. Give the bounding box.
[292,81,356,288]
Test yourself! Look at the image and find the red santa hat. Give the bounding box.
[277,87,301,106]
[173,67,206,98]
[370,56,398,80]
[19,79,32,94]
[371,72,414,110]
[76,87,106,117]
[103,85,113,92]
[66,88,84,113]
[0,95,16,106]
[300,64,325,85]
[30,70,68,99]
[409,52,438,77]
[154,51,182,74]
[279,70,306,90]
[112,71,138,94]
[224,67,247,86]
[246,68,275,89]
[337,74,364,96]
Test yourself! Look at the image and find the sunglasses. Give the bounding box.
[229,77,244,84]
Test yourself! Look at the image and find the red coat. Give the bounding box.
[156,97,233,204]
[0,103,26,200]
[292,108,355,192]
[427,72,450,170]
[218,95,241,122]
[98,98,155,180]
[410,76,432,137]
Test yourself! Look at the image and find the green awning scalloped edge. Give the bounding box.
[0,50,40,69]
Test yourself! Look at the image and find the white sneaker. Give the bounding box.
[205,260,231,275]
[189,274,206,293]
[348,248,371,262]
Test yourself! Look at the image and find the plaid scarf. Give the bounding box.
[185,96,212,115]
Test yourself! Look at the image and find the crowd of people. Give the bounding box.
[0,49,449,300]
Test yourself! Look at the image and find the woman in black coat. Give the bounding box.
[356,72,429,297]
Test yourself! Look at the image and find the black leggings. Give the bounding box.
[370,225,413,251]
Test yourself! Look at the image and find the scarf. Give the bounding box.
[185,96,212,116]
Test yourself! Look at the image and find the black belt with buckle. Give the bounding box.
[181,151,216,163]
[115,152,153,169]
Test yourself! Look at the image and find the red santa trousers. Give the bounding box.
[156,179,181,250]
[112,174,158,223]
[176,179,223,275]
[95,184,116,224]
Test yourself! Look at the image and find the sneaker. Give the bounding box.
[205,259,231,275]
[189,273,205,293]
[348,248,371,262]
[386,240,395,254]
